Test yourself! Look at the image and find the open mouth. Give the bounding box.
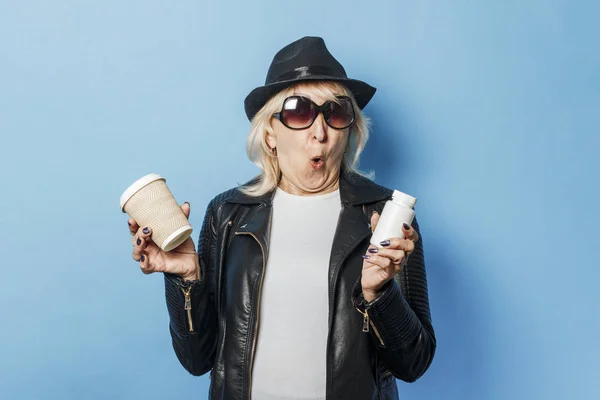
[310,156,324,169]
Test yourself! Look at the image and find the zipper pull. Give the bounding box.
[181,286,194,332]
[362,310,370,333]
[183,287,192,310]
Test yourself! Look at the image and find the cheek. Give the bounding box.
[277,135,304,159]
[332,134,349,156]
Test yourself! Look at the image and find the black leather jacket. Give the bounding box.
[163,170,436,399]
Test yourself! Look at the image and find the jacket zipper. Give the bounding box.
[380,369,393,379]
[326,206,373,399]
[355,306,385,347]
[181,286,194,333]
[234,231,266,400]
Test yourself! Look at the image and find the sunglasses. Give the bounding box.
[272,95,356,130]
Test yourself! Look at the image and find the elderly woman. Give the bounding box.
[128,36,435,400]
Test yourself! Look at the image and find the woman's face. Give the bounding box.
[266,83,350,196]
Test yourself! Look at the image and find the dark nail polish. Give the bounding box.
[368,248,378,254]
[128,222,131,226]
[141,255,145,262]
[136,238,141,246]
[362,254,371,259]
[403,223,410,230]
[380,240,390,247]
[143,227,150,234]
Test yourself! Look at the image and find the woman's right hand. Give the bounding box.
[128,202,200,281]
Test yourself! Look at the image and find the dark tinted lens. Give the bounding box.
[281,97,315,128]
[325,98,354,128]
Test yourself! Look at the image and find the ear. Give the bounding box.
[265,130,277,150]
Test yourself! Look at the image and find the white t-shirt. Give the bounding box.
[251,187,342,400]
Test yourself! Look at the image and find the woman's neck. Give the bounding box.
[278,176,340,196]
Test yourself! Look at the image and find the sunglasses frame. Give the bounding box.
[272,95,356,130]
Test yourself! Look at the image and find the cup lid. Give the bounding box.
[120,173,165,212]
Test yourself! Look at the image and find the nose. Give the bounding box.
[311,112,328,142]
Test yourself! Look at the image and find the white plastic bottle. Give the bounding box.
[370,190,417,246]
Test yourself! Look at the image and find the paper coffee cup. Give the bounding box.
[120,173,193,252]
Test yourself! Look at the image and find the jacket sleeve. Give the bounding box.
[163,198,219,376]
[353,216,436,382]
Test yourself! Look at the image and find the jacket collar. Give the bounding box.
[228,168,392,207]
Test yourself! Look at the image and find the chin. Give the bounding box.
[281,163,339,192]
[302,170,333,187]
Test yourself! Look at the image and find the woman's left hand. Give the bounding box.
[361,212,420,303]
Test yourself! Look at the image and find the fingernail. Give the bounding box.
[362,254,371,259]
[128,222,131,226]
[184,202,190,206]
[403,223,410,230]
[136,238,141,246]
[143,227,150,234]
[368,248,378,254]
[380,240,390,247]
[141,255,145,262]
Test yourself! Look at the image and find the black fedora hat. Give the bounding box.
[244,36,376,121]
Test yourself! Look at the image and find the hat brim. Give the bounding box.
[244,75,376,121]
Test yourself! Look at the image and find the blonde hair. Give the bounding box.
[239,81,373,197]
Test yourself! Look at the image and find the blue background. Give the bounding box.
[1,1,598,399]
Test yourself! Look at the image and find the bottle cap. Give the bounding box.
[392,190,417,208]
